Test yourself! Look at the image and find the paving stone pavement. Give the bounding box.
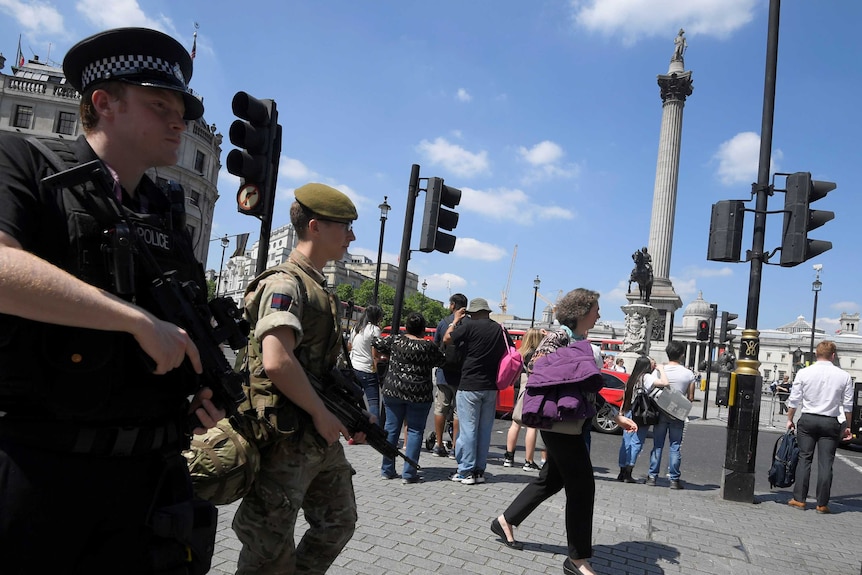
[206,402,862,575]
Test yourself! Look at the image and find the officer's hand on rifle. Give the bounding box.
[133,310,203,375]
[312,408,351,446]
[189,387,225,434]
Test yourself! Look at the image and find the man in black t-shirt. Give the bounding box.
[431,293,467,457]
[443,297,509,485]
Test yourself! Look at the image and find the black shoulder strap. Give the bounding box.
[26,136,76,175]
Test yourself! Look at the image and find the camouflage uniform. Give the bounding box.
[233,249,357,575]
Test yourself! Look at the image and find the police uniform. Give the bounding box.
[0,28,212,574]
[232,184,360,575]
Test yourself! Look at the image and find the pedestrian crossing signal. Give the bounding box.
[696,319,710,341]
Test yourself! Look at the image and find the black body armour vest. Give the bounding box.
[0,138,203,424]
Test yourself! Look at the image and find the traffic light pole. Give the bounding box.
[390,164,421,332]
[702,304,718,420]
[721,0,780,503]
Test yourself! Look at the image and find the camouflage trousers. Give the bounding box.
[233,431,357,574]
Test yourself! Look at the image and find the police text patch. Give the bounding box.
[271,293,293,311]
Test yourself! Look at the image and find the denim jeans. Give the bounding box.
[381,396,432,481]
[354,370,380,421]
[454,389,497,475]
[618,410,649,468]
[648,413,685,480]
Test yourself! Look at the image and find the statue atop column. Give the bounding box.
[628,247,653,303]
[672,28,687,63]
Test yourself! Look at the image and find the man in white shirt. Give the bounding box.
[646,340,696,489]
[786,341,853,514]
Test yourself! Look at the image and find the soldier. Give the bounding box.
[0,28,223,573]
[232,183,367,574]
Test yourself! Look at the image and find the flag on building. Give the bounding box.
[232,233,249,257]
[190,30,197,59]
[16,34,23,67]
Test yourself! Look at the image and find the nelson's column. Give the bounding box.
[626,29,694,350]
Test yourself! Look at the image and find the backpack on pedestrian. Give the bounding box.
[767,430,800,489]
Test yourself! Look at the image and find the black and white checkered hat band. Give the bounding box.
[80,54,185,89]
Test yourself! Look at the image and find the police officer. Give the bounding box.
[232,183,368,574]
[0,28,222,573]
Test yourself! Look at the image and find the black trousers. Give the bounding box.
[792,413,842,507]
[0,440,195,574]
[502,429,594,559]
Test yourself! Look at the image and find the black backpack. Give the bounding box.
[768,430,800,488]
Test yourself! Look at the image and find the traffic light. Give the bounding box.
[707,200,745,262]
[779,172,835,267]
[720,311,738,343]
[419,177,461,253]
[227,91,281,218]
[696,319,710,341]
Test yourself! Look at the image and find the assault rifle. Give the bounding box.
[308,368,420,470]
[41,160,249,428]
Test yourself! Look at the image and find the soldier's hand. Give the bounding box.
[312,409,351,445]
[134,313,203,375]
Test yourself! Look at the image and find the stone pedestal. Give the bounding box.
[626,277,682,350]
[619,303,659,371]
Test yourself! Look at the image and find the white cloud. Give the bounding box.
[517,141,580,184]
[423,273,468,293]
[519,141,564,166]
[571,0,758,44]
[831,301,860,313]
[459,186,575,224]
[696,266,734,278]
[818,317,841,335]
[713,132,783,185]
[416,137,490,178]
[0,0,65,37]
[669,276,698,301]
[279,157,317,181]
[452,238,508,261]
[76,0,170,32]
[456,88,472,102]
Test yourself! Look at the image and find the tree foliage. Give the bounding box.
[333,279,446,329]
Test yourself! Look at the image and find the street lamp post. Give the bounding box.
[810,266,822,356]
[372,196,391,305]
[530,275,541,328]
[421,280,427,309]
[215,234,229,297]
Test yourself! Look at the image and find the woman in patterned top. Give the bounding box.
[373,312,444,484]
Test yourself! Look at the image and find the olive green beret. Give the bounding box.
[295,183,358,221]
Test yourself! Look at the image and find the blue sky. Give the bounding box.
[2,0,859,333]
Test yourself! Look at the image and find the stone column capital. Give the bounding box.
[657,71,693,103]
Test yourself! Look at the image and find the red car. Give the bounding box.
[496,369,629,434]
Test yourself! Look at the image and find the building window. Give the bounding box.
[56,111,76,135]
[189,189,200,206]
[194,150,206,174]
[13,105,33,129]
